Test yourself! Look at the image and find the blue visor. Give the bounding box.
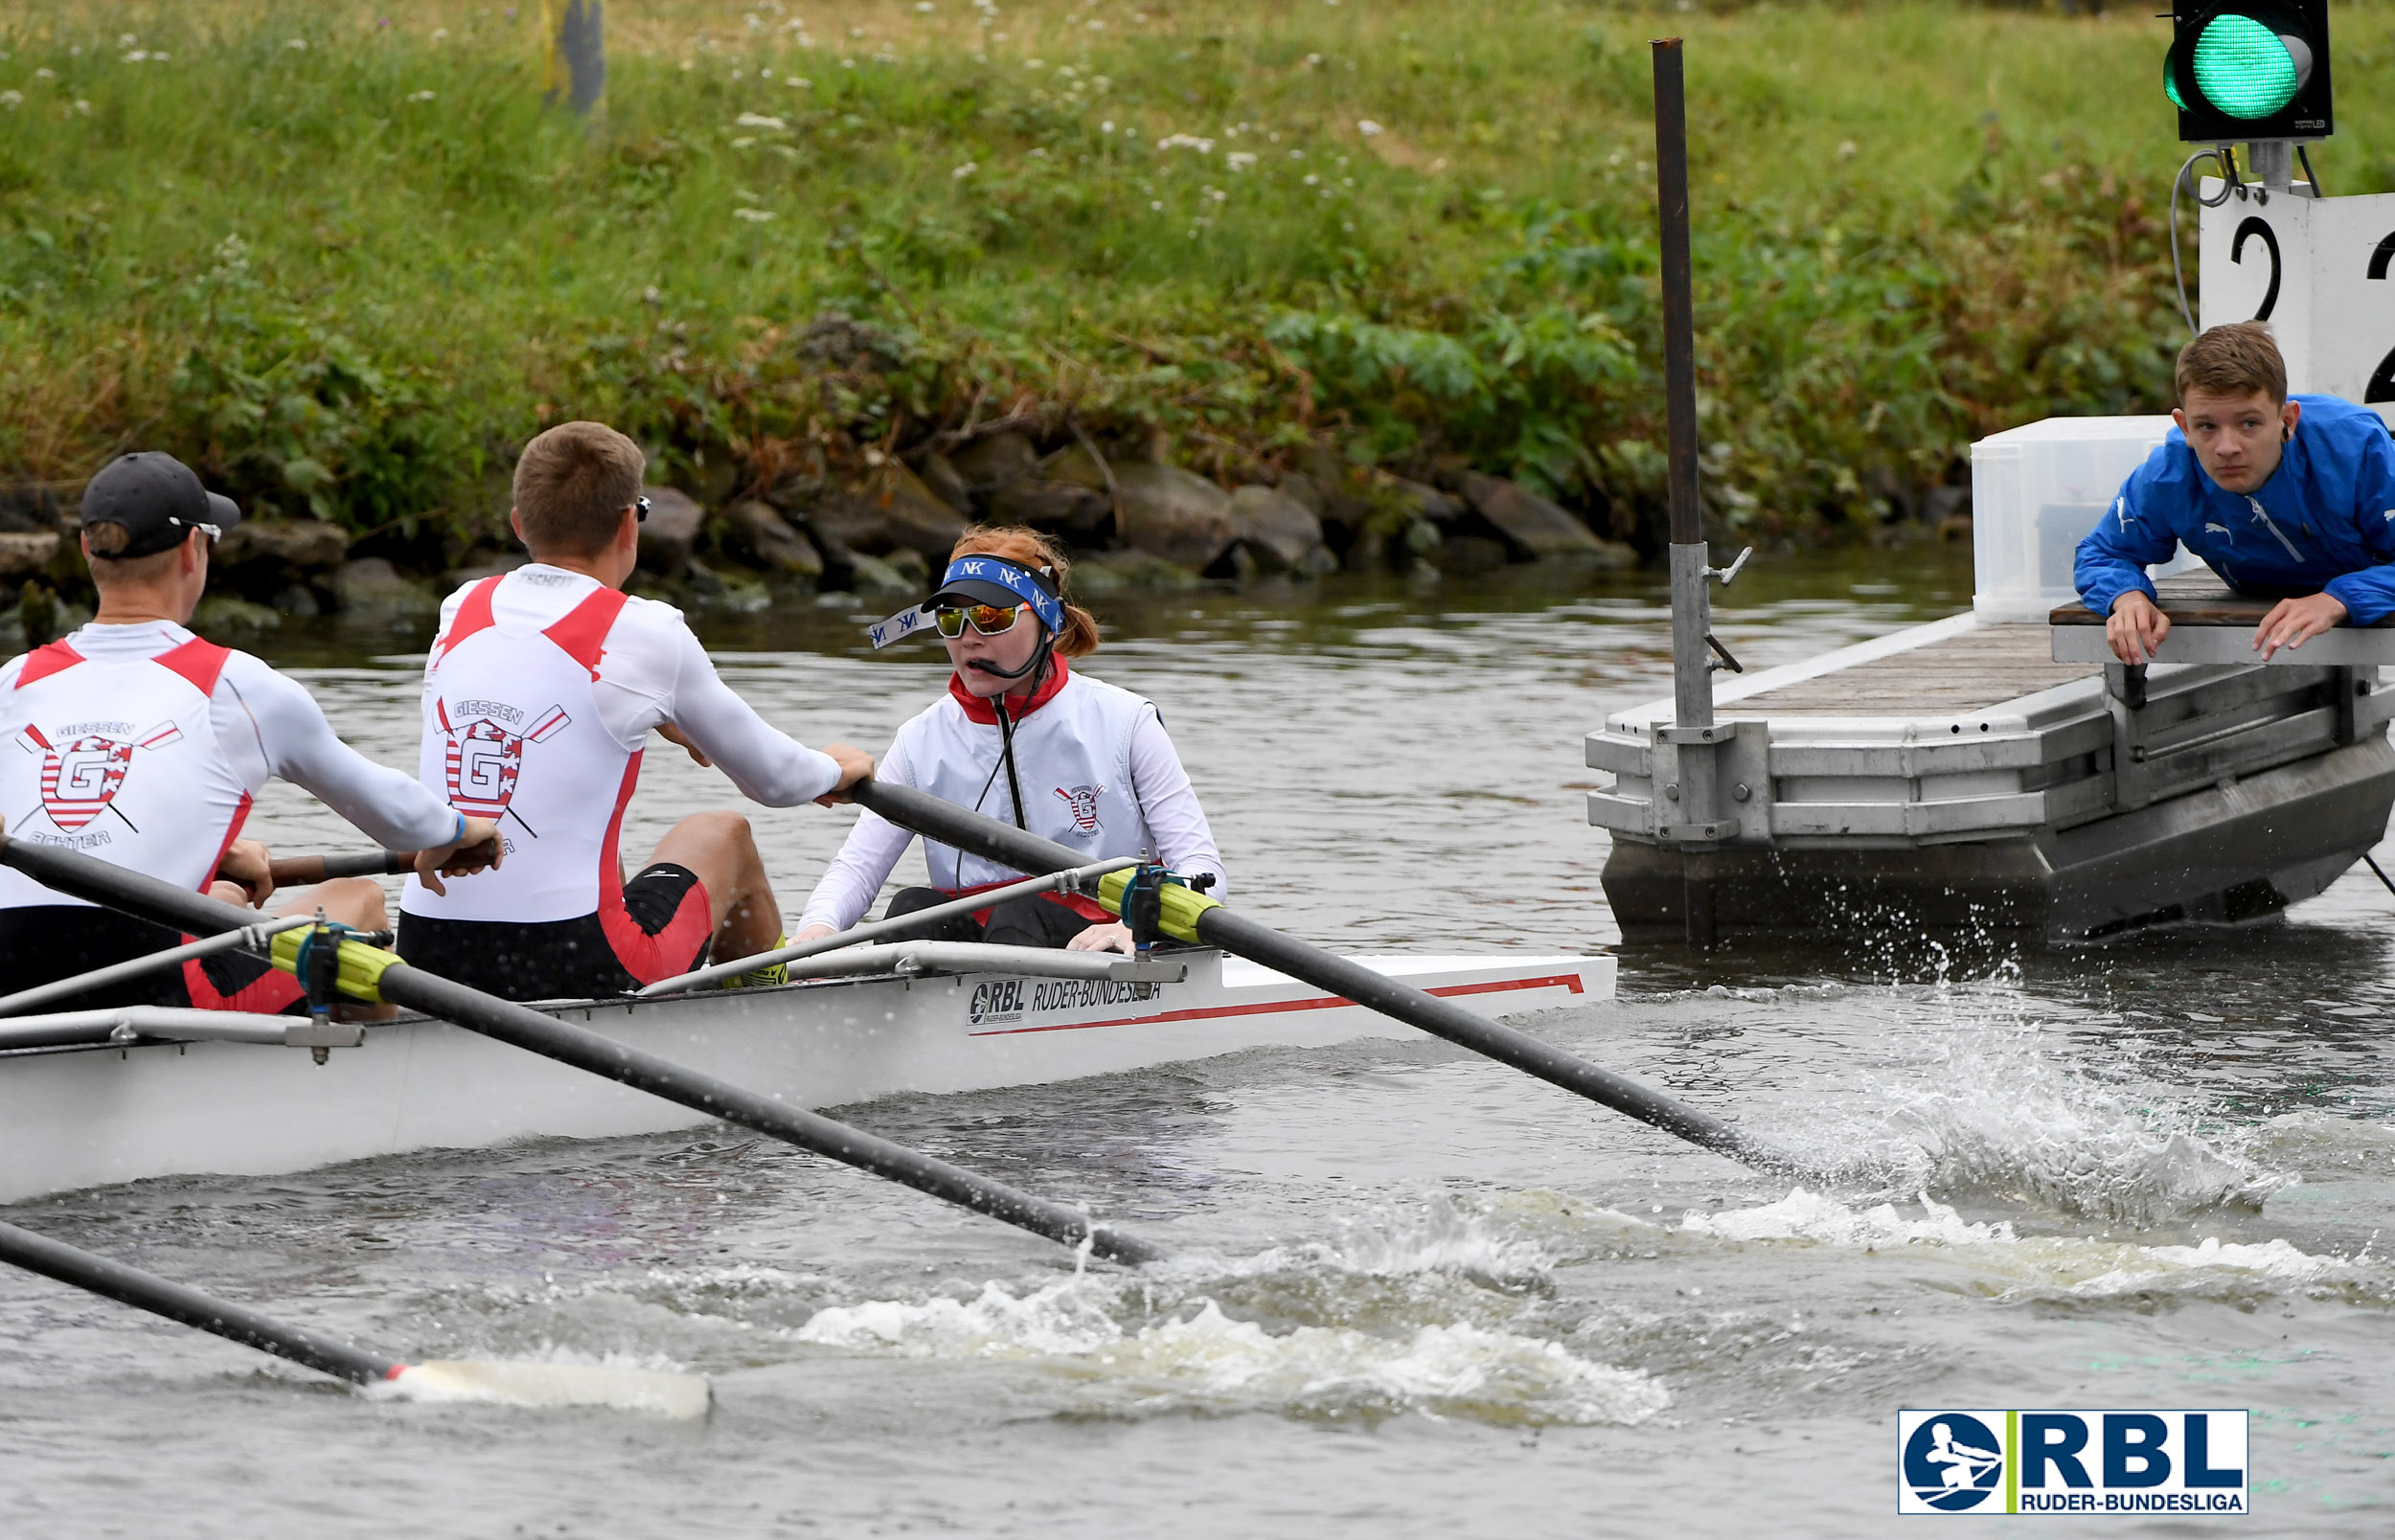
[866,555,1065,648]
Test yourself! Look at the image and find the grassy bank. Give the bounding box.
[6,1,2394,567]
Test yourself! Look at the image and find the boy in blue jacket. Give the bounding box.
[2075,321,2395,665]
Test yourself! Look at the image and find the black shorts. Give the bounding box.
[0,905,305,1013]
[880,888,1104,949]
[395,862,712,1002]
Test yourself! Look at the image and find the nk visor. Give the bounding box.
[866,555,1065,650]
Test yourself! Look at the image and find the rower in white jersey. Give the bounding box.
[795,527,1226,954]
[396,420,875,1001]
[0,452,499,1012]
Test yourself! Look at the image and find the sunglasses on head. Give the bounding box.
[933,602,1027,639]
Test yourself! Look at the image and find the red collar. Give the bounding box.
[947,653,1071,724]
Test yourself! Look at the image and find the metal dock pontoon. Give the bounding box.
[1587,578,2395,942]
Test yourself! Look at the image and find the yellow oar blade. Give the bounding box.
[385,1360,712,1418]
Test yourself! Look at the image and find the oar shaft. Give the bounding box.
[376,963,1163,1264]
[0,833,1165,1267]
[847,780,1800,1175]
[0,1219,397,1385]
[1193,907,1775,1168]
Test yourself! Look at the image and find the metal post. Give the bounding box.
[542,0,606,115]
[2247,139,2292,192]
[1653,37,1718,948]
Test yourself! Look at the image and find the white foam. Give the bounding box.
[793,1278,1665,1426]
[1677,1188,2355,1302]
[1680,1189,2017,1248]
[2064,1235,2346,1298]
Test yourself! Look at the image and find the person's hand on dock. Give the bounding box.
[2253,592,2347,661]
[2107,591,2171,666]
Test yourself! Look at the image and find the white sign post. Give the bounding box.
[2201,179,2395,406]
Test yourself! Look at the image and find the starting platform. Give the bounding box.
[1588,577,2395,942]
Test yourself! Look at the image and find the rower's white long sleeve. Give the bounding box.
[796,737,921,933]
[657,625,843,805]
[217,654,465,851]
[1125,711,1226,899]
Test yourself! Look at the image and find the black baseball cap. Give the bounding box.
[80,452,241,559]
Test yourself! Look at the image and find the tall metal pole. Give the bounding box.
[1653,38,1719,948]
[542,0,606,116]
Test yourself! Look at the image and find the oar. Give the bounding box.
[845,780,1805,1176]
[0,832,1166,1268]
[0,1218,709,1415]
[268,838,501,887]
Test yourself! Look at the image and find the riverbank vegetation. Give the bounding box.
[6,0,2395,584]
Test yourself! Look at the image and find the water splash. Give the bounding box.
[793,1280,1666,1427]
[1677,1188,2364,1306]
[785,1191,1662,1426]
[1680,1189,2015,1248]
[1774,984,2288,1223]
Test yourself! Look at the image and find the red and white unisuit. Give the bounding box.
[399,565,841,976]
[796,657,1226,934]
[0,621,460,1006]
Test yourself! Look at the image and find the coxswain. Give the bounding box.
[0,451,499,1010]
[394,421,874,1000]
[794,526,1226,954]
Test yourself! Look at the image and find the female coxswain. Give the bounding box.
[793,527,1226,953]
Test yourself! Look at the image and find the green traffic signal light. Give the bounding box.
[2192,13,2302,120]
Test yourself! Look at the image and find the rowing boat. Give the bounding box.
[0,943,1611,1205]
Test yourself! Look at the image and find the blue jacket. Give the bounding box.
[2073,394,2395,625]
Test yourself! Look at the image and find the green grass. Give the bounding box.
[6,0,2395,561]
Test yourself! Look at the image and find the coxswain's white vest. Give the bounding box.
[0,635,249,910]
[400,576,640,923]
[896,662,1155,891]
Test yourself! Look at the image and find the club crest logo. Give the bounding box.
[441,702,569,817]
[16,721,182,831]
[1053,783,1104,834]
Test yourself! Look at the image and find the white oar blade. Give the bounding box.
[386,1360,711,1418]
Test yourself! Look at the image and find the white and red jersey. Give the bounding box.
[796,658,1227,933]
[0,621,459,912]
[400,565,842,924]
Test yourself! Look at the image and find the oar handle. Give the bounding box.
[268,850,410,885]
[268,839,502,886]
[0,1218,397,1385]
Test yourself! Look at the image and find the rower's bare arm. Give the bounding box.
[793,923,837,942]
[413,816,504,897]
[657,722,712,767]
[215,839,276,907]
[815,744,877,806]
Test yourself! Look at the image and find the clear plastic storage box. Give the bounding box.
[1969,415,2195,623]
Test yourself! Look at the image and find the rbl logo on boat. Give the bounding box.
[968,979,1025,1026]
[1897,1409,2248,1515]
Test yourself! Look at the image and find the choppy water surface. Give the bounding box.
[9,546,2395,1536]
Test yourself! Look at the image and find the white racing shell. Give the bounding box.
[0,635,247,909]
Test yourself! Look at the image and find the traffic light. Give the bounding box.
[2164,2,2332,145]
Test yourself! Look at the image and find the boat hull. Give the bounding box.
[0,950,1611,1204]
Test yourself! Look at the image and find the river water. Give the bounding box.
[6,547,2394,1536]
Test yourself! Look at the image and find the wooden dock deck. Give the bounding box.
[1731,624,2091,716]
